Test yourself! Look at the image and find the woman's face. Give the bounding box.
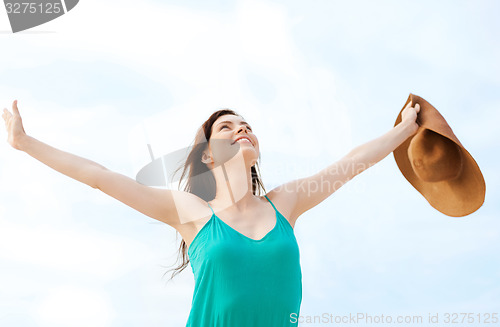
[208,114,259,166]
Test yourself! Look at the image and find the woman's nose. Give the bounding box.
[237,126,248,133]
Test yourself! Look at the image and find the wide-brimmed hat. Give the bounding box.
[393,93,485,217]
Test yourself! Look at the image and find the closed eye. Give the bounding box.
[220,124,252,131]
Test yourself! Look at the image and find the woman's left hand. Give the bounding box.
[401,100,420,135]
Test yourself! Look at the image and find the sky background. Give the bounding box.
[1,0,499,326]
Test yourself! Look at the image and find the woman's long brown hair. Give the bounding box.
[163,108,267,282]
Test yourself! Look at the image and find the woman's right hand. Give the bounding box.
[2,100,28,150]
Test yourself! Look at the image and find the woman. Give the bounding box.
[2,99,420,326]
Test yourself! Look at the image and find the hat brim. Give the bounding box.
[393,94,486,217]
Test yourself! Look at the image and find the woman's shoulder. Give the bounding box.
[263,189,298,227]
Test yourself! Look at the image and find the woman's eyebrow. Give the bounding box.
[216,120,251,128]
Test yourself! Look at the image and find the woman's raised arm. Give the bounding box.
[267,100,421,226]
[2,100,198,228]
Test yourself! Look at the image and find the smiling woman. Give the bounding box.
[158,108,304,327]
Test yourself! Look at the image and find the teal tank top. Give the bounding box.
[186,195,302,327]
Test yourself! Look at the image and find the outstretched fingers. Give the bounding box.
[12,100,20,116]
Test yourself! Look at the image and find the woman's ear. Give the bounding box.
[201,150,211,164]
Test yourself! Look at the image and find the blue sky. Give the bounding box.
[0,0,499,326]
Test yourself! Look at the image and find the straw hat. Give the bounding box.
[393,93,485,217]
